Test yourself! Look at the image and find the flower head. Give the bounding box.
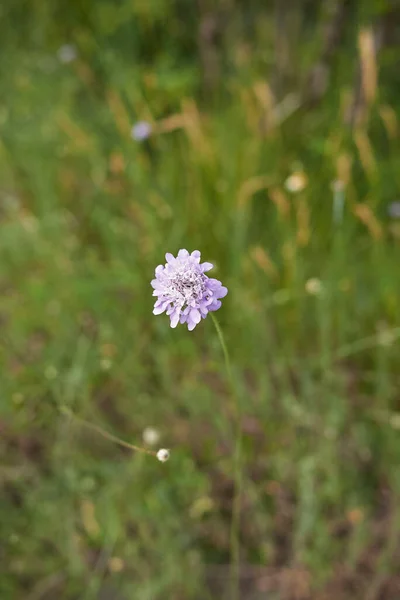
[151,249,228,330]
[131,121,152,141]
[157,448,170,462]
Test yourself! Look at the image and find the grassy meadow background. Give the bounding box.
[1,1,400,598]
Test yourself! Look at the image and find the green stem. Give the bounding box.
[211,313,233,381]
[211,313,242,600]
[60,407,157,457]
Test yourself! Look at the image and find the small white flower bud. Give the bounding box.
[284,172,307,193]
[142,427,160,446]
[156,448,170,463]
[305,278,323,296]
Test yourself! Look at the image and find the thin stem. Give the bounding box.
[211,313,242,600]
[211,312,233,381]
[61,407,156,457]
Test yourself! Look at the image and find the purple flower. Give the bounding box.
[131,121,152,141]
[151,249,228,331]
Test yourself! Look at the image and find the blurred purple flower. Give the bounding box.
[151,250,228,331]
[131,121,152,141]
[388,202,400,219]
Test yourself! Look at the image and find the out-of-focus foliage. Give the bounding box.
[1,0,400,599]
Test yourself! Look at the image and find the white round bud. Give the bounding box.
[284,172,307,193]
[156,448,170,463]
[305,277,323,296]
[142,427,160,446]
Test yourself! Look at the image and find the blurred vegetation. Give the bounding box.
[1,0,400,598]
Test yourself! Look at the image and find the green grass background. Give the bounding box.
[1,1,400,598]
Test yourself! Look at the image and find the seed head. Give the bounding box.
[156,448,170,463]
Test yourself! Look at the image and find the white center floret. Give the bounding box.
[168,268,206,306]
